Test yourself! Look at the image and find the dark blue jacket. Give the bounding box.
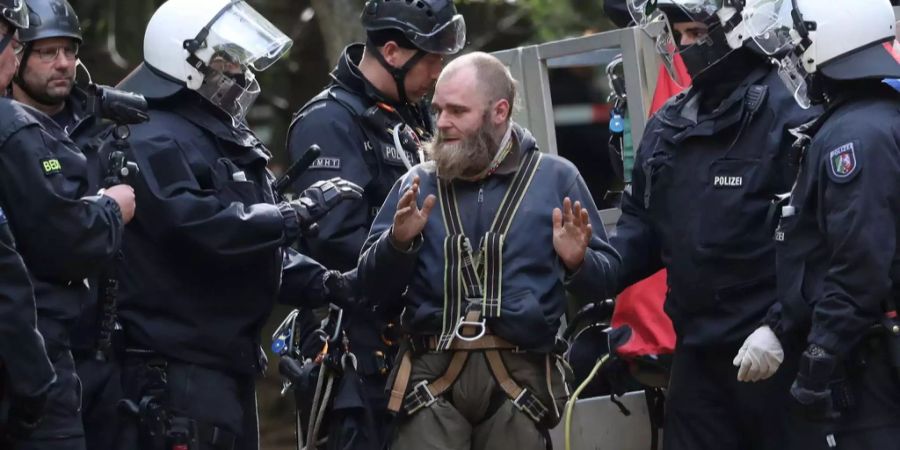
[611,65,821,347]
[767,85,900,357]
[287,44,431,271]
[0,212,55,398]
[118,93,330,374]
[358,124,621,351]
[0,98,124,349]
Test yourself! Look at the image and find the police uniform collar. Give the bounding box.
[331,43,430,131]
[658,65,770,140]
[171,92,270,160]
[64,85,92,136]
[333,43,395,108]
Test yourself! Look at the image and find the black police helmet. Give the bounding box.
[0,0,28,29]
[19,0,81,44]
[361,0,465,55]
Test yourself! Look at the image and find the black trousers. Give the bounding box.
[664,340,824,450]
[824,338,900,450]
[14,342,85,450]
[116,357,259,450]
[73,355,122,450]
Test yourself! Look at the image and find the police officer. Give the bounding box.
[0,0,134,446]
[751,0,900,447]
[0,0,56,445]
[7,3,121,449]
[11,0,81,132]
[113,1,362,449]
[359,51,620,450]
[614,1,821,448]
[285,1,465,446]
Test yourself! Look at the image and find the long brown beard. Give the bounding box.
[426,112,499,181]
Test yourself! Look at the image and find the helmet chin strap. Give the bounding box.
[367,38,426,105]
[12,41,31,86]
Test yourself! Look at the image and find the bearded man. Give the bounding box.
[357,51,621,450]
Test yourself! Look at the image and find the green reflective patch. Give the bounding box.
[41,158,62,175]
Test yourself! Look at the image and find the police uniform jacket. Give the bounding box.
[0,98,124,348]
[611,65,821,347]
[288,43,431,272]
[767,84,900,358]
[118,92,330,374]
[358,124,621,351]
[0,223,55,399]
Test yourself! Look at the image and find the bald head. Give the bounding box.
[438,52,517,118]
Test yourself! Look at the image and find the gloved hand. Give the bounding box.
[290,178,363,235]
[323,269,353,303]
[3,391,48,443]
[790,344,840,422]
[733,325,784,382]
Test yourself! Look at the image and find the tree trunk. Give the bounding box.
[310,0,366,66]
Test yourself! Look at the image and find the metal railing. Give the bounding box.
[492,26,660,155]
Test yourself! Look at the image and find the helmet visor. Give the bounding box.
[206,1,293,72]
[1,0,28,29]
[626,7,691,87]
[628,0,725,25]
[407,14,466,55]
[742,0,796,55]
[196,68,261,124]
[773,53,810,108]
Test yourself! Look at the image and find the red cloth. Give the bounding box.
[610,57,690,358]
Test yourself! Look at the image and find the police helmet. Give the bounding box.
[744,0,900,107]
[19,0,81,44]
[627,0,762,86]
[0,0,28,29]
[117,0,292,124]
[362,0,465,56]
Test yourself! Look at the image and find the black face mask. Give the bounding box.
[678,24,742,88]
[227,72,249,89]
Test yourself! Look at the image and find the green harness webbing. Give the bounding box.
[436,147,543,351]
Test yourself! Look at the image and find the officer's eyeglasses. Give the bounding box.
[32,44,78,62]
[10,38,23,55]
[1,33,22,55]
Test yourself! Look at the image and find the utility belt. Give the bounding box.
[826,324,900,414]
[118,349,237,450]
[388,311,556,428]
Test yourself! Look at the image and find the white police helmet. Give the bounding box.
[743,0,900,107]
[118,0,292,123]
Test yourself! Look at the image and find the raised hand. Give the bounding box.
[390,175,436,248]
[552,197,592,272]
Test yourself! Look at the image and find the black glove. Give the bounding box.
[3,391,48,442]
[790,344,840,422]
[290,178,363,235]
[322,269,363,310]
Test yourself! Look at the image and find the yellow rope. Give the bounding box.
[564,354,610,450]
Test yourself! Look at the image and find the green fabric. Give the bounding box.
[623,118,635,184]
[390,351,572,450]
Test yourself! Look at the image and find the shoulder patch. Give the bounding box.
[827,142,858,181]
[40,158,62,176]
[309,157,342,170]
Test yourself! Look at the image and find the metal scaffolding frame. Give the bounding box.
[492,25,660,156]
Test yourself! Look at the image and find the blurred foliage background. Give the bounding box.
[72,0,617,448]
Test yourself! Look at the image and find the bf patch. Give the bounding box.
[40,158,62,176]
[309,157,341,170]
[829,143,857,180]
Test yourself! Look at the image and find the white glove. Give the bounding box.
[732,325,784,382]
